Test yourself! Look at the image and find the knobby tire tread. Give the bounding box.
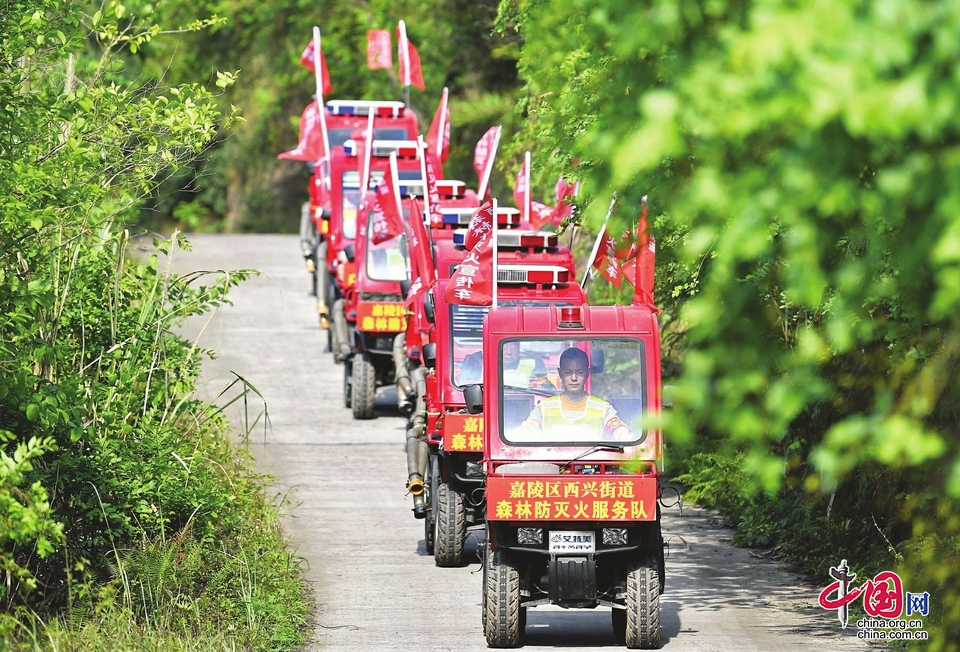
[351,354,376,419]
[625,556,662,649]
[483,549,520,647]
[434,482,466,567]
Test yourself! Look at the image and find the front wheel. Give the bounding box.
[351,353,376,419]
[483,549,521,647]
[424,454,439,555]
[625,556,661,649]
[434,481,466,567]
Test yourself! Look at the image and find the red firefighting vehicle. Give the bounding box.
[463,301,664,648]
[300,100,419,324]
[337,138,478,419]
[413,221,590,569]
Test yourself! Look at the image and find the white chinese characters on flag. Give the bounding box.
[423,154,444,227]
[591,225,624,288]
[463,201,494,251]
[444,230,493,306]
[405,201,436,307]
[370,161,404,245]
[366,30,392,69]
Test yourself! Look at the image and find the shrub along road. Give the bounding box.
[174,233,870,651]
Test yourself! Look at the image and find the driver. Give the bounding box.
[520,347,630,439]
[457,341,554,390]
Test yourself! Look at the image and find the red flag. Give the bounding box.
[444,230,493,306]
[474,126,501,197]
[397,21,425,91]
[423,154,444,227]
[464,201,494,251]
[278,102,325,161]
[405,201,436,307]
[300,41,333,96]
[427,88,450,164]
[622,199,656,306]
[367,30,392,69]
[530,202,554,229]
[370,161,404,245]
[550,177,578,225]
[591,226,624,288]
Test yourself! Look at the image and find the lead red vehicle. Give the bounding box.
[465,302,664,648]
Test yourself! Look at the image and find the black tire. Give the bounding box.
[351,353,376,419]
[483,549,521,647]
[343,360,352,409]
[625,556,661,649]
[434,481,466,567]
[424,454,439,555]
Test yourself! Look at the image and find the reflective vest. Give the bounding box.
[539,395,611,438]
[503,358,538,387]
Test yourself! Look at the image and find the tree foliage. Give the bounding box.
[1,2,305,647]
[504,0,960,646]
[127,0,521,232]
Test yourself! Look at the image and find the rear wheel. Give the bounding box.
[351,353,376,419]
[483,549,521,647]
[434,481,466,567]
[625,556,661,649]
[343,360,352,408]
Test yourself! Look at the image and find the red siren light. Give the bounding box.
[559,306,584,329]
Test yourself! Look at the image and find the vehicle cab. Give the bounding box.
[473,303,664,649]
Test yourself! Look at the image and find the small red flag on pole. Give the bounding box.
[370,153,406,245]
[366,30,392,69]
[397,20,426,91]
[474,126,502,200]
[427,87,450,165]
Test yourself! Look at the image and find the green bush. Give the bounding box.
[1,2,306,648]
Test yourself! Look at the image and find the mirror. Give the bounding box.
[343,244,355,263]
[422,342,437,369]
[463,384,483,414]
[399,279,412,299]
[424,291,435,323]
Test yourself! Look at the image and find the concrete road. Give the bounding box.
[174,234,869,651]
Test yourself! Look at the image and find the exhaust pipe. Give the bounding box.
[331,299,351,361]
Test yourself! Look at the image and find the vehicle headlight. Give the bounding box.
[602,528,628,546]
[517,527,543,545]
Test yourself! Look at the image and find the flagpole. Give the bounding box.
[417,135,430,220]
[492,198,499,309]
[390,152,403,219]
[524,151,531,225]
[398,20,411,106]
[313,26,331,168]
[360,110,375,205]
[436,87,448,160]
[478,125,501,200]
[581,192,618,288]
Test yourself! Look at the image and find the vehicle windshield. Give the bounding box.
[451,302,571,388]
[365,210,409,281]
[500,338,645,446]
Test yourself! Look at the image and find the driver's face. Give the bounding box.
[558,364,589,394]
[503,342,520,364]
